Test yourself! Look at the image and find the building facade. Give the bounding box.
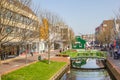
[95,19,120,47]
[0,0,40,59]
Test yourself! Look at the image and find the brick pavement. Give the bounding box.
[0,50,59,76]
[0,54,38,75]
[50,56,70,64]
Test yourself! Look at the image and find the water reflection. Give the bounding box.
[67,69,111,80]
[81,58,101,68]
[60,58,111,80]
[72,58,104,68]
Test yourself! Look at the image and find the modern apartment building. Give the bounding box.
[0,0,40,58]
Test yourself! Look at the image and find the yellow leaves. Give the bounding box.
[43,18,48,29]
[40,18,49,40]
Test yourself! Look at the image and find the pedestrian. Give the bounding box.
[111,44,114,57]
[59,49,62,53]
[109,46,112,57]
[117,47,120,59]
[113,47,118,59]
[30,49,33,56]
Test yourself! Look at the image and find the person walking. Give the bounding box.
[30,49,33,56]
[113,47,118,59]
[117,47,120,59]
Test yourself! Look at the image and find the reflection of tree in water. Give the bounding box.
[72,58,87,68]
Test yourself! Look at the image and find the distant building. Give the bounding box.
[81,34,95,42]
[95,19,120,46]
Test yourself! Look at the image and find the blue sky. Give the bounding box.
[32,0,120,35]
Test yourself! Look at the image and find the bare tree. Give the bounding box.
[39,11,63,64]
[68,28,75,49]
[96,20,115,47]
[0,0,39,64]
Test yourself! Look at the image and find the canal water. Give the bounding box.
[60,58,112,80]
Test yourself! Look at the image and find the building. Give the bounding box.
[95,19,120,46]
[82,34,95,42]
[0,0,40,59]
[53,23,74,50]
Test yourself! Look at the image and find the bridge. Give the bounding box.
[70,54,106,70]
[70,57,106,70]
[76,50,107,59]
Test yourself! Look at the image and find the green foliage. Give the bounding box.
[90,52,93,56]
[95,51,107,57]
[81,59,86,65]
[72,59,87,67]
[61,50,107,58]
[96,51,101,56]
[2,60,66,80]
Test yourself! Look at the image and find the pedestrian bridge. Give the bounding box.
[76,50,107,59]
[71,56,106,61]
[71,52,107,70]
[70,56,106,70]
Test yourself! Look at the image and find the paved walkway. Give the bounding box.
[0,50,59,76]
[50,56,70,64]
[107,54,120,72]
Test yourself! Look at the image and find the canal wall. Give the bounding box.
[50,57,70,80]
[106,58,120,80]
[50,64,70,80]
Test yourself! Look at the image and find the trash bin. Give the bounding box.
[38,56,41,61]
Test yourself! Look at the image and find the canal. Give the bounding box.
[60,58,112,80]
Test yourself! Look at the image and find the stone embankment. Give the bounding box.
[106,57,120,80]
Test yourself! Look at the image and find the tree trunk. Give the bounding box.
[25,45,28,64]
[0,44,2,65]
[48,41,50,64]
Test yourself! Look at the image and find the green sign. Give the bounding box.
[72,36,86,49]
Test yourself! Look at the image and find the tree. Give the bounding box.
[0,0,39,64]
[69,28,75,49]
[39,11,63,64]
[96,20,114,46]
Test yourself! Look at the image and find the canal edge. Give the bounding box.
[49,63,70,80]
[106,58,119,80]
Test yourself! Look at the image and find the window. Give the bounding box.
[6,27,12,33]
[9,0,14,4]
[103,24,107,27]
[7,11,13,19]
[15,14,20,21]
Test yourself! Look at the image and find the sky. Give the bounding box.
[32,0,120,35]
